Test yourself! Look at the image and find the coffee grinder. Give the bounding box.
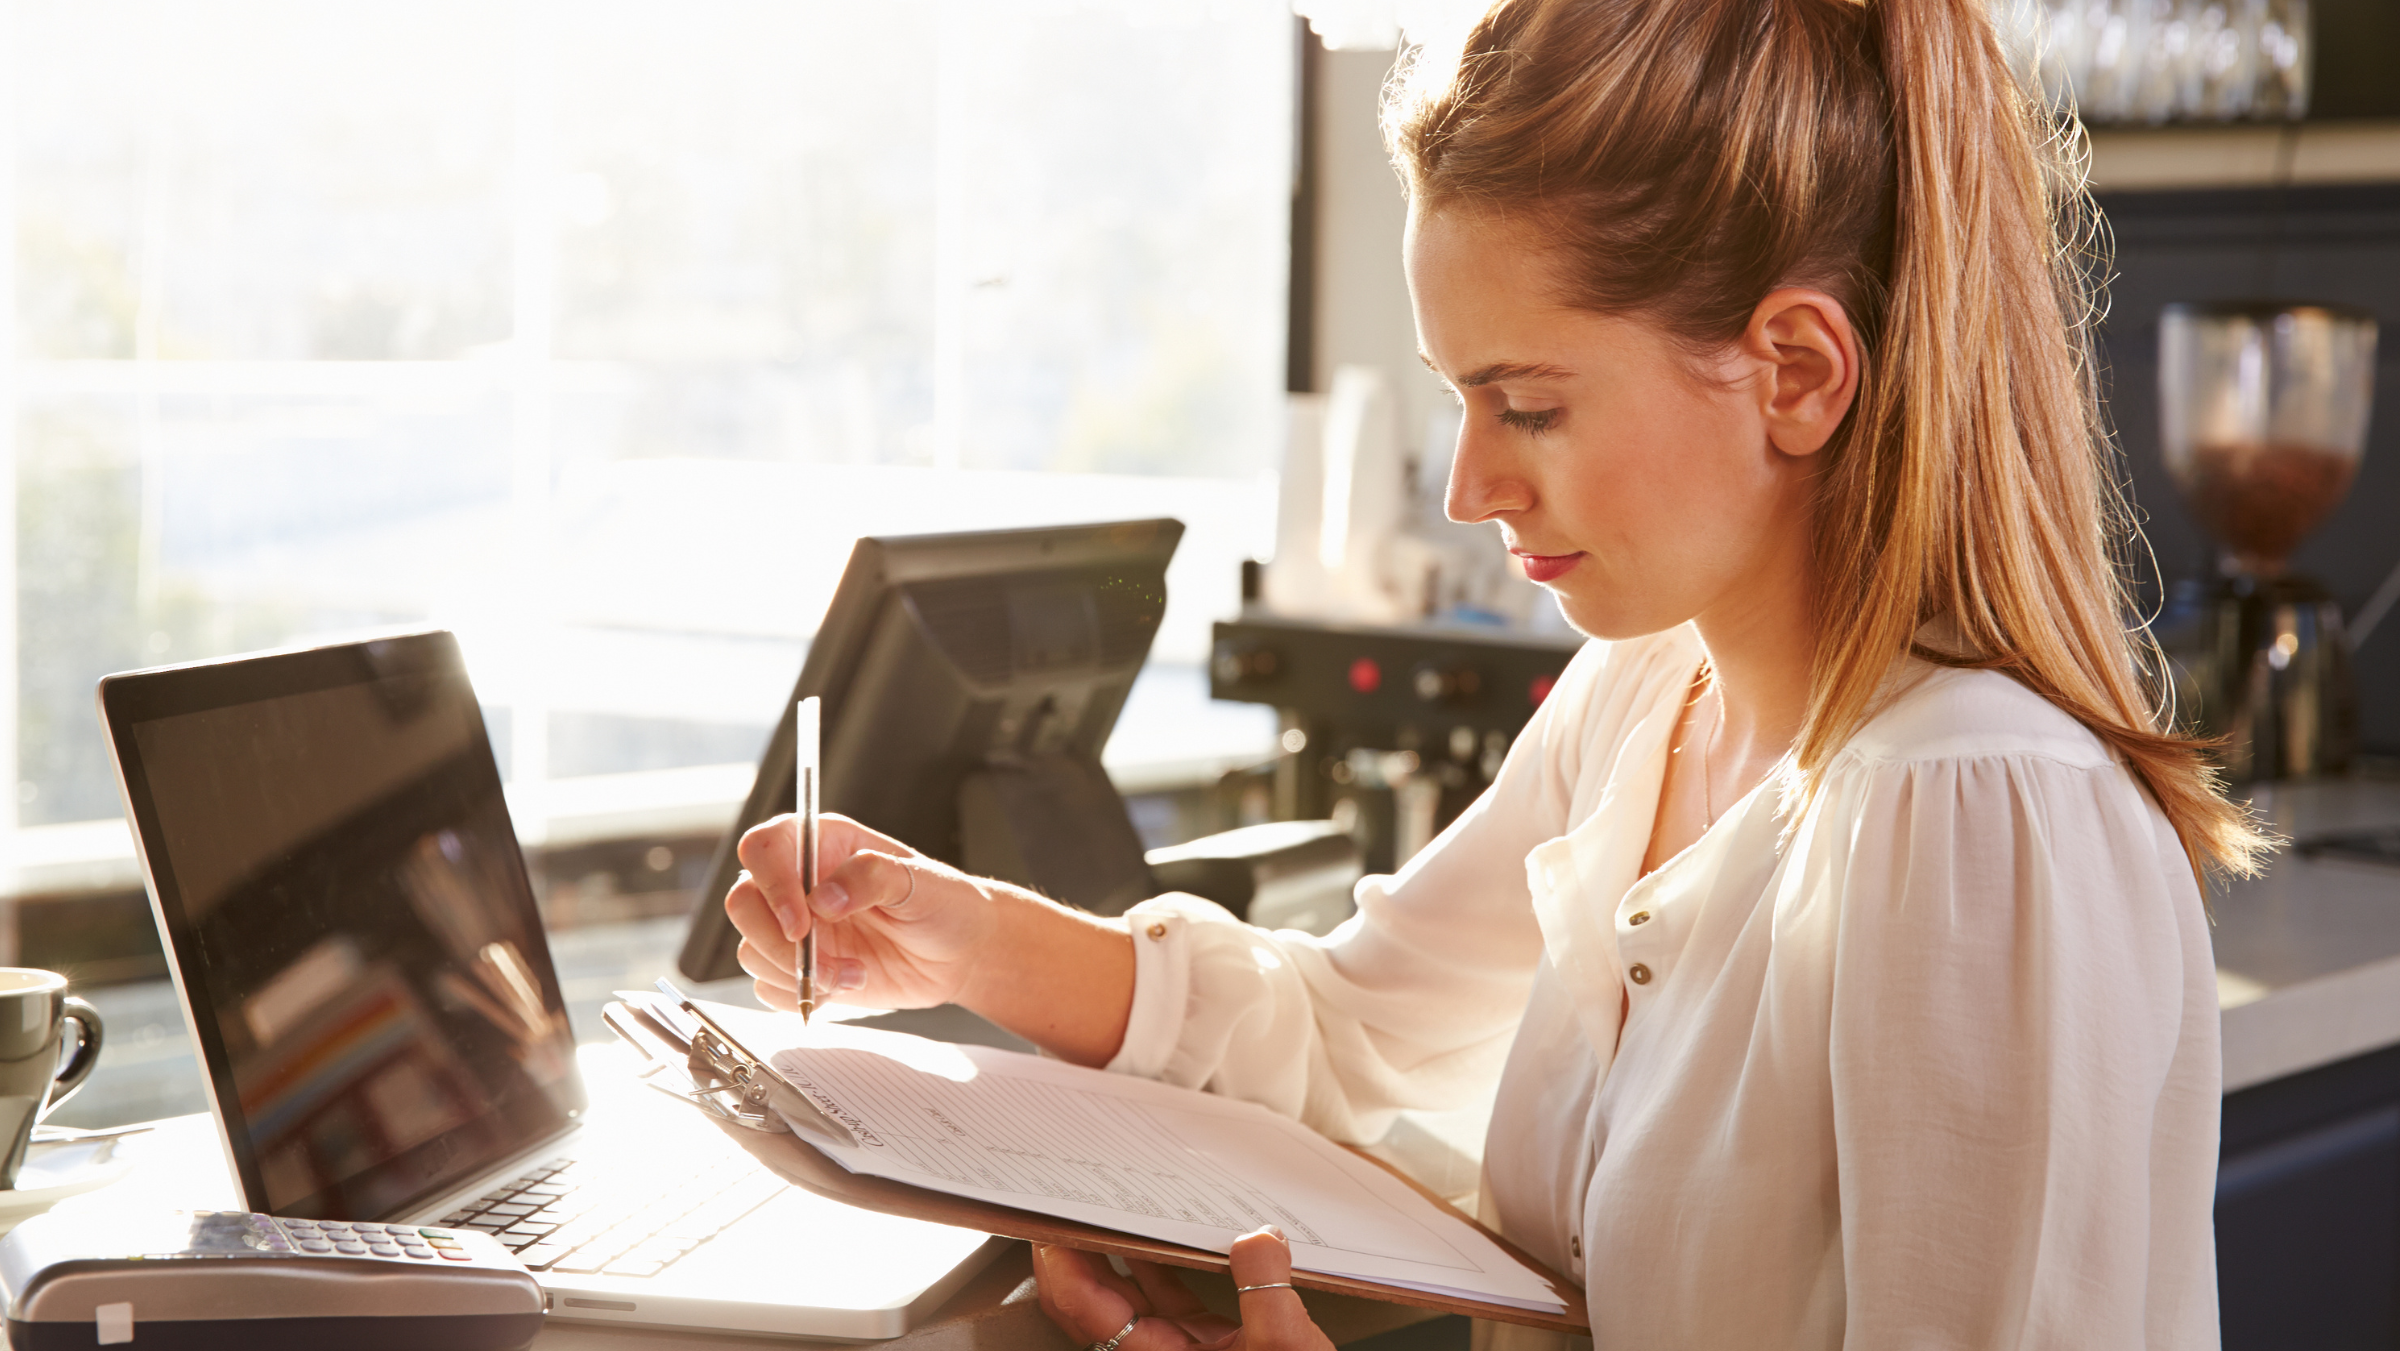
[2159,300,2379,780]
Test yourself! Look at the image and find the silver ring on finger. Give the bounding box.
[895,862,917,910]
[1236,1282,1295,1295]
[1088,1315,1141,1351]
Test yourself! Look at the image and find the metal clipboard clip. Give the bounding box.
[603,990,856,1145]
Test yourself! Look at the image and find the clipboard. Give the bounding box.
[603,996,1591,1334]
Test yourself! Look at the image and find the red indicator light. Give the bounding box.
[1348,658,1382,694]
[1529,673,1556,706]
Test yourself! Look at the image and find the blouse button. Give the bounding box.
[1569,1234,1581,1259]
[1628,963,1652,985]
[1627,910,1651,926]
[1146,923,1168,941]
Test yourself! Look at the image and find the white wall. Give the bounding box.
[1306,48,1453,463]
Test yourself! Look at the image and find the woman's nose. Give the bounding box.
[1445,425,1532,525]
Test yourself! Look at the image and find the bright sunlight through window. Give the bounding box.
[1,0,1294,867]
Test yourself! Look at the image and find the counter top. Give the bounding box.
[1,1049,1438,1351]
[2212,779,2400,1092]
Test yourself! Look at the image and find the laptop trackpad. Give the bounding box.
[662,1186,995,1310]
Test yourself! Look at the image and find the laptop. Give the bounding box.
[97,629,1005,1339]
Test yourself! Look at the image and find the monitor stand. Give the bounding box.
[958,756,1153,916]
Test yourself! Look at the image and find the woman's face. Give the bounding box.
[1405,208,1824,641]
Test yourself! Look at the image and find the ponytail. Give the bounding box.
[1391,0,2267,876]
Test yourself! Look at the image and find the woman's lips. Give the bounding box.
[1512,550,1584,584]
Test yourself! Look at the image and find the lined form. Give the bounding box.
[736,1011,1563,1312]
[832,1065,1327,1238]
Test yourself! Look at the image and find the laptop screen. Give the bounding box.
[102,632,583,1220]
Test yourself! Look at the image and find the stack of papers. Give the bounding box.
[743,1016,1564,1315]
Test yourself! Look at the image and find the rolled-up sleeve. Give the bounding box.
[1104,640,1611,1143]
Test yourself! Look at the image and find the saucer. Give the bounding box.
[0,1137,135,1213]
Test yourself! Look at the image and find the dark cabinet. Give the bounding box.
[2219,1043,2400,1348]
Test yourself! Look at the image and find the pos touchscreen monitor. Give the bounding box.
[676,518,1181,984]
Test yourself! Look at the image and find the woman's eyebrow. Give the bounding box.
[1418,352,1577,388]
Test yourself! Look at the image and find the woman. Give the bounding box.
[726,0,2262,1345]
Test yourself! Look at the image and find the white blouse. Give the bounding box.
[1107,625,2220,1349]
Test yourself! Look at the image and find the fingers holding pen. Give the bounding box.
[736,934,795,990]
[808,849,925,927]
[737,941,861,1011]
[726,870,792,956]
[735,816,811,942]
[735,813,933,942]
[727,810,1001,1014]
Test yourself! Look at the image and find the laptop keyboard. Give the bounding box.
[437,1152,785,1279]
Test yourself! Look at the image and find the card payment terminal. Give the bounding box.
[0,1208,543,1349]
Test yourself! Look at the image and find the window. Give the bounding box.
[4,0,1293,861]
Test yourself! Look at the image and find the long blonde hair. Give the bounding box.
[1388,0,2266,876]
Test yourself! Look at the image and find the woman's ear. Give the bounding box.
[1746,288,1861,458]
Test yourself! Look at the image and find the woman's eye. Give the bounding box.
[1497,406,1559,435]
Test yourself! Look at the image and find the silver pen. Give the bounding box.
[796,696,821,1023]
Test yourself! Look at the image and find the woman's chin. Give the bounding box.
[1551,590,1693,644]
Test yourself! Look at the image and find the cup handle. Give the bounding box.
[47,998,104,1112]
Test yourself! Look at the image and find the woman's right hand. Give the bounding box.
[725,811,1139,1065]
[725,812,1008,1014]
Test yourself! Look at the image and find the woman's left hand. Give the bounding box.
[1033,1227,1333,1351]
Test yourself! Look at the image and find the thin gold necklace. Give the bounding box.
[1701,682,1724,829]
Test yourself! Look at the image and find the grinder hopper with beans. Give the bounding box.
[2160,300,2379,781]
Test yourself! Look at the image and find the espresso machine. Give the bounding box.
[2159,300,2380,780]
